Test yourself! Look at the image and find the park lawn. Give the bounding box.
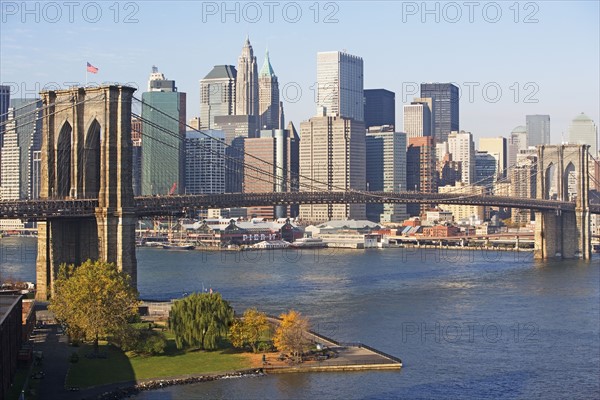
[6,366,29,400]
[66,338,252,389]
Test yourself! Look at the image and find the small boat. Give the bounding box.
[145,239,167,247]
[162,242,195,250]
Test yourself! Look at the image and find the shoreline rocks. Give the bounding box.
[95,369,264,400]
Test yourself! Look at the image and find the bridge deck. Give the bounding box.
[1,192,597,219]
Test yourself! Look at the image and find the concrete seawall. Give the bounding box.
[264,316,402,373]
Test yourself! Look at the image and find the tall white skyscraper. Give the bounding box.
[448,130,475,185]
[403,97,432,140]
[526,114,550,146]
[568,113,598,156]
[235,37,259,117]
[299,115,366,222]
[316,51,364,121]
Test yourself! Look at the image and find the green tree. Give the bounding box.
[49,260,139,353]
[168,292,234,350]
[229,308,270,353]
[113,325,167,355]
[273,310,311,362]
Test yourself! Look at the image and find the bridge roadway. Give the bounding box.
[1,191,598,219]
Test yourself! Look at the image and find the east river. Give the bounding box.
[1,236,599,399]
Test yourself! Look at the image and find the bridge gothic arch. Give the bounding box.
[543,162,556,200]
[563,162,577,202]
[535,144,590,259]
[36,85,137,300]
[83,118,101,199]
[55,121,72,198]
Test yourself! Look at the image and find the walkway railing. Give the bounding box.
[1,191,594,219]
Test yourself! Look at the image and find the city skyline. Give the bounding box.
[1,2,598,144]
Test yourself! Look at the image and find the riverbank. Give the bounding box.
[66,342,253,389]
[77,325,401,400]
[59,311,401,399]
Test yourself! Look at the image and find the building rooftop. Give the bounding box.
[0,295,21,326]
[203,65,237,80]
[572,112,592,122]
[259,51,276,78]
[182,219,298,232]
[186,129,225,140]
[511,125,527,134]
[315,220,380,230]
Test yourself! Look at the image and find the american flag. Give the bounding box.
[86,62,98,74]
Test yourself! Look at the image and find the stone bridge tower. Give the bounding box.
[36,85,137,300]
[535,144,591,259]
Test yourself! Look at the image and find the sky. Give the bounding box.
[1,1,599,146]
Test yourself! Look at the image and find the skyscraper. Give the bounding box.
[593,156,600,191]
[131,116,142,197]
[0,99,42,200]
[406,136,437,216]
[420,83,459,143]
[317,51,364,121]
[510,154,537,225]
[185,130,226,194]
[448,130,475,185]
[526,114,550,146]
[508,125,528,169]
[0,85,9,141]
[299,115,366,222]
[244,126,299,219]
[141,67,186,195]
[475,151,497,192]
[479,136,508,179]
[437,153,462,188]
[235,37,259,117]
[213,114,259,193]
[258,51,283,130]
[148,65,176,92]
[200,65,236,130]
[0,85,10,175]
[364,89,395,129]
[568,113,598,156]
[403,98,432,140]
[366,130,408,222]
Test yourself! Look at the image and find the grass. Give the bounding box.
[6,366,29,400]
[66,335,252,389]
[6,363,43,400]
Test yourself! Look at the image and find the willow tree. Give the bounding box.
[273,310,311,362]
[49,260,139,353]
[168,292,234,350]
[230,308,270,353]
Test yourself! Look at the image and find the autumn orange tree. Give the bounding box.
[229,308,270,353]
[273,310,311,362]
[49,260,139,354]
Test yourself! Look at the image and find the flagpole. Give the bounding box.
[85,66,88,87]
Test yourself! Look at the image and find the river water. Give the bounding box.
[1,237,598,399]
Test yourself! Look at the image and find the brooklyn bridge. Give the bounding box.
[0,85,597,300]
